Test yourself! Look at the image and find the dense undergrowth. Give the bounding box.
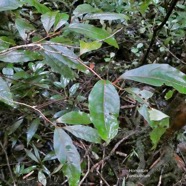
[0,0,186,185]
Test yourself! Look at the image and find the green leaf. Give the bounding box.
[63,163,81,186]
[25,149,39,163]
[73,4,100,16]
[149,108,169,121]
[54,13,69,31]
[8,119,23,135]
[0,0,22,11]
[41,11,57,33]
[84,12,129,21]
[88,80,120,142]
[80,40,102,55]
[38,171,47,186]
[150,126,167,149]
[119,64,186,94]
[53,128,81,169]
[56,111,91,125]
[42,42,87,73]
[27,118,40,145]
[0,50,42,63]
[24,0,50,14]
[15,18,35,40]
[0,77,14,107]
[125,87,153,105]
[0,36,15,51]
[68,23,119,48]
[64,125,101,143]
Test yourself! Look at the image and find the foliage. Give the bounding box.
[0,0,186,185]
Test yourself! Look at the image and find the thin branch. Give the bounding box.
[140,0,179,65]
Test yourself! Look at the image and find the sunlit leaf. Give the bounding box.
[0,77,14,107]
[149,108,169,121]
[64,125,101,143]
[119,64,186,94]
[88,80,120,142]
[68,23,119,48]
[56,111,91,125]
[80,40,102,55]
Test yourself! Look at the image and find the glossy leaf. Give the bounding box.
[53,128,81,168]
[125,87,153,105]
[8,119,23,135]
[149,108,169,121]
[68,23,118,48]
[64,125,101,143]
[42,42,87,73]
[88,80,120,142]
[41,11,57,33]
[38,171,47,186]
[25,149,39,163]
[63,163,81,186]
[54,13,69,31]
[73,4,99,16]
[84,12,129,21]
[119,64,186,94]
[27,118,40,145]
[80,40,102,55]
[56,111,91,125]
[0,77,14,107]
[0,0,22,11]
[24,0,50,14]
[15,18,35,40]
[0,50,42,63]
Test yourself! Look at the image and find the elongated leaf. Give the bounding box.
[42,42,87,73]
[68,23,118,48]
[41,11,57,33]
[15,18,35,40]
[0,0,22,11]
[56,111,91,125]
[63,163,81,186]
[25,149,39,163]
[0,77,14,106]
[64,125,101,143]
[38,171,47,186]
[119,64,186,94]
[80,40,102,55]
[54,128,81,169]
[8,119,23,135]
[88,80,120,142]
[0,50,42,63]
[84,13,129,21]
[73,4,99,16]
[27,118,40,145]
[54,13,69,31]
[24,0,50,14]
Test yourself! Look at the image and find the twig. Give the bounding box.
[91,131,135,172]
[140,0,179,65]
[79,155,90,185]
[0,142,16,186]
